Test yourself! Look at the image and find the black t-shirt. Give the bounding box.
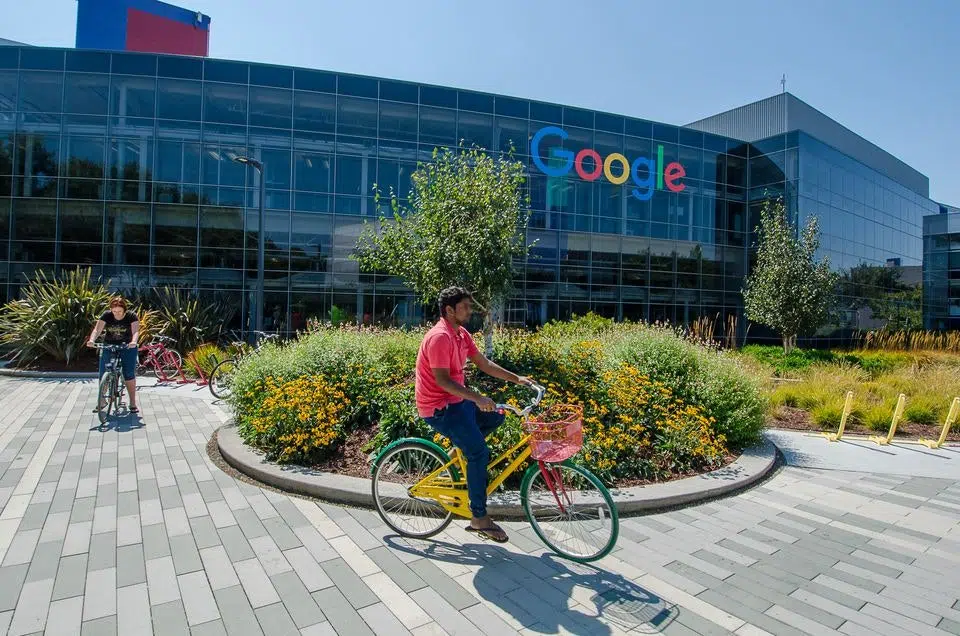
[101,311,138,344]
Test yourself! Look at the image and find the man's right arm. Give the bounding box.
[431,368,496,411]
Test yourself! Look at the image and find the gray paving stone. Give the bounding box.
[80,615,118,636]
[318,558,379,610]
[408,587,484,636]
[19,502,52,531]
[213,585,264,636]
[197,481,224,504]
[939,617,960,635]
[170,534,204,575]
[0,563,30,612]
[26,540,64,583]
[143,523,172,560]
[823,563,887,594]
[191,619,228,636]
[358,602,413,636]
[716,538,773,563]
[151,599,190,636]
[188,516,221,550]
[665,560,727,592]
[50,490,76,514]
[88,531,117,572]
[697,588,808,636]
[218,525,256,563]
[261,517,301,551]
[407,557,480,611]
[253,602,300,636]
[233,508,267,539]
[117,543,148,587]
[160,486,184,510]
[52,554,88,601]
[310,587,374,636]
[117,491,139,517]
[95,487,118,509]
[269,571,326,629]
[266,501,309,531]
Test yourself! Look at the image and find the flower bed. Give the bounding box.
[228,316,767,487]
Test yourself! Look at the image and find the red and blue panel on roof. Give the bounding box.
[76,0,211,57]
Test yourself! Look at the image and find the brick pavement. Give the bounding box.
[0,376,958,635]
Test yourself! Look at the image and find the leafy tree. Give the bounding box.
[355,144,532,355]
[743,199,837,354]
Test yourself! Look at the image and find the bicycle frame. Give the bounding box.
[409,432,534,519]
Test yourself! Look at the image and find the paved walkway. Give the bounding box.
[0,378,958,635]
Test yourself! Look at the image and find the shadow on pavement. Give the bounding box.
[384,535,678,634]
[90,411,145,433]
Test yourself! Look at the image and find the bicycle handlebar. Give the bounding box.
[91,343,135,350]
[495,382,545,417]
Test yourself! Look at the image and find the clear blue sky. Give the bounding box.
[6,0,959,205]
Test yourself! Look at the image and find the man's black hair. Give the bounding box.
[438,286,473,317]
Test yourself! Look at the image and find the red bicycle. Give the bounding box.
[138,335,184,381]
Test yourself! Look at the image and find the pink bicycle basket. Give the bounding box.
[522,404,584,463]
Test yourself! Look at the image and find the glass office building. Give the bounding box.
[924,208,960,330]
[0,45,943,337]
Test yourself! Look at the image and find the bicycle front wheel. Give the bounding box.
[209,358,236,400]
[155,350,183,380]
[520,461,619,563]
[371,440,454,539]
[97,372,115,425]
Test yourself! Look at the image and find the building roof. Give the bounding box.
[685,92,929,198]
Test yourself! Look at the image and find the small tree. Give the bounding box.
[355,144,532,355]
[743,199,837,354]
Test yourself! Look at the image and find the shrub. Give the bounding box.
[184,343,236,378]
[229,320,754,485]
[0,267,110,366]
[150,287,236,353]
[610,327,766,449]
[810,402,844,430]
[862,404,894,432]
[237,375,349,463]
[904,398,939,426]
[740,345,836,374]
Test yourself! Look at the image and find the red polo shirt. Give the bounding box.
[415,319,480,418]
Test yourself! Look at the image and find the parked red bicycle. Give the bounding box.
[138,335,184,381]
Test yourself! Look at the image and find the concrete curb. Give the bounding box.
[0,368,99,378]
[217,423,778,517]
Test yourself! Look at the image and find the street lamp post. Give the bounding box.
[230,154,265,343]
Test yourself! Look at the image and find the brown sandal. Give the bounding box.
[465,522,509,543]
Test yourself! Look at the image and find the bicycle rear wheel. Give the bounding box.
[97,372,115,425]
[209,358,236,400]
[155,350,183,380]
[371,440,454,539]
[520,461,619,563]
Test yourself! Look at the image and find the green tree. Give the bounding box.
[355,144,532,355]
[743,199,837,354]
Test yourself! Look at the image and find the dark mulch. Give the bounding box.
[310,426,378,478]
[769,405,959,442]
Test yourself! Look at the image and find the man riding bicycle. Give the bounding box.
[415,286,532,543]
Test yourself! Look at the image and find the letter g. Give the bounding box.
[531,126,573,177]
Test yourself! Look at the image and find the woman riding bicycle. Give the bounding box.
[416,286,532,543]
[87,296,140,414]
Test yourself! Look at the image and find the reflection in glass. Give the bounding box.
[19,72,62,113]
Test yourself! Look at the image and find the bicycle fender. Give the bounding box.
[370,437,451,475]
[518,459,575,496]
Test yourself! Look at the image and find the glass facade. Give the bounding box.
[0,46,942,337]
[924,212,960,330]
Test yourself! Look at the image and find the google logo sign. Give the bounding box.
[530,126,686,201]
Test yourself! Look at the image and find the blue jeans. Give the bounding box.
[425,400,504,518]
[99,346,138,382]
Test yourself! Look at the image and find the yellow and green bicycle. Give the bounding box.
[370,384,619,563]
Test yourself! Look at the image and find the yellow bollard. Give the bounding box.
[822,391,854,442]
[869,394,906,446]
[918,397,960,449]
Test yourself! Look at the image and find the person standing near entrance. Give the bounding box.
[416,286,532,543]
[87,296,140,414]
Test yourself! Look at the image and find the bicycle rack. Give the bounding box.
[185,352,214,387]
